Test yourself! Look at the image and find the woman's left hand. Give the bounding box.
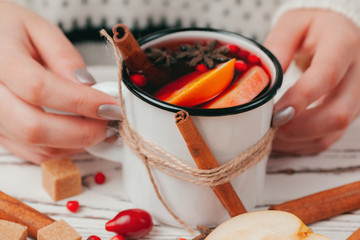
[264,9,360,155]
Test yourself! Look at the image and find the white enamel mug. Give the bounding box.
[87,28,282,227]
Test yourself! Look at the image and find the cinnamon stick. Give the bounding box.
[0,191,55,238]
[347,228,360,240]
[175,110,247,217]
[112,23,168,85]
[269,180,360,224]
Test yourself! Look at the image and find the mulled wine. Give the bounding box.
[128,38,270,108]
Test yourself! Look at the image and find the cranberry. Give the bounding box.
[105,208,153,239]
[87,236,101,240]
[237,50,249,60]
[247,54,260,64]
[130,74,147,87]
[111,235,126,240]
[95,172,106,184]
[195,64,208,73]
[227,44,240,54]
[235,60,248,72]
[66,201,79,213]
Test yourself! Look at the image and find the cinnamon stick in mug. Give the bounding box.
[175,110,247,217]
[112,23,168,85]
[269,180,360,224]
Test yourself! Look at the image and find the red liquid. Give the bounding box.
[130,38,271,108]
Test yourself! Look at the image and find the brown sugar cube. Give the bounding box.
[0,219,27,240]
[42,158,82,201]
[37,219,81,240]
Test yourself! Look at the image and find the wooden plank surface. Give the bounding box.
[0,66,359,239]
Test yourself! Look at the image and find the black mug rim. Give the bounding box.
[121,27,283,117]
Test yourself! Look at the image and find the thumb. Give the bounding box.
[263,10,311,72]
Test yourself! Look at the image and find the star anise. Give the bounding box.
[176,40,230,68]
[145,47,176,67]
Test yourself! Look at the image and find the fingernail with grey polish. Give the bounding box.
[272,106,295,127]
[97,104,123,120]
[73,68,96,84]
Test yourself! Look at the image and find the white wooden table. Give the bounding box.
[1,66,360,240]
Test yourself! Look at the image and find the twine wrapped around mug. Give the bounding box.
[100,29,276,234]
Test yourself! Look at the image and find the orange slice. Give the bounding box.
[154,58,236,107]
[203,65,269,108]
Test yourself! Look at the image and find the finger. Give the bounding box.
[275,54,360,142]
[319,55,360,119]
[0,53,119,119]
[274,34,354,114]
[19,6,86,82]
[0,83,108,148]
[272,131,344,155]
[263,10,311,72]
[0,135,83,165]
[0,8,40,62]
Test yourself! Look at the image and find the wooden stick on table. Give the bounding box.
[0,191,55,238]
[269,180,360,224]
[0,191,80,239]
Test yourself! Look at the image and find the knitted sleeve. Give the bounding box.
[273,0,360,28]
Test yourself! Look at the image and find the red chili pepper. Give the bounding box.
[105,208,153,239]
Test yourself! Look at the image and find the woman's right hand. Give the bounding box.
[0,2,122,164]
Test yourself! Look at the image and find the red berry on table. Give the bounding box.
[247,54,261,64]
[227,44,240,54]
[111,235,126,240]
[87,236,101,240]
[196,63,208,73]
[237,49,249,60]
[105,208,153,239]
[234,60,248,72]
[66,200,79,213]
[130,74,147,87]
[94,172,106,184]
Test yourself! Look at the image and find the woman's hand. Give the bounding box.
[265,9,360,155]
[0,2,121,164]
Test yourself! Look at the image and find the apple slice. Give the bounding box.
[203,65,269,109]
[154,59,235,107]
[205,210,329,240]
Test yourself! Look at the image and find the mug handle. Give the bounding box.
[85,81,125,162]
[43,81,125,163]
